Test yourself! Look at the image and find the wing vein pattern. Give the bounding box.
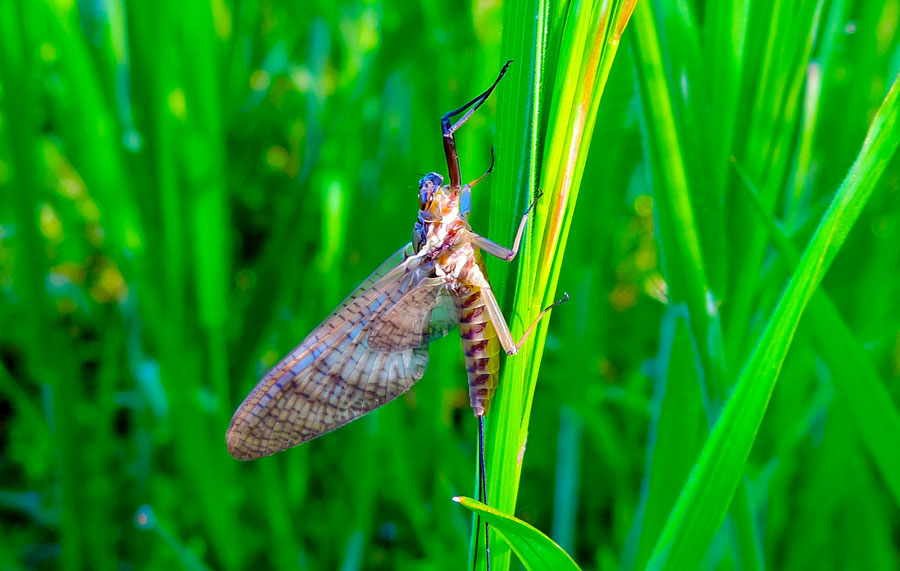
[227,244,460,460]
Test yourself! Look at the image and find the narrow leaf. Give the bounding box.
[455,496,581,571]
[733,158,900,509]
[648,70,900,570]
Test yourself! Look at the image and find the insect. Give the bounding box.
[227,61,567,567]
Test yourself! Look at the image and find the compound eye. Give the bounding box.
[418,172,444,209]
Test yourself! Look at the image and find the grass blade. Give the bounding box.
[630,2,762,567]
[648,70,900,570]
[482,2,637,569]
[455,496,581,571]
[733,158,900,509]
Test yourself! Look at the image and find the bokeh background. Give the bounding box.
[1,0,899,569]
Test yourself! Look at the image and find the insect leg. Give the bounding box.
[468,148,495,189]
[481,286,569,356]
[443,61,512,190]
[472,189,543,261]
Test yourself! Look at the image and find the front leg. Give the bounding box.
[473,190,543,262]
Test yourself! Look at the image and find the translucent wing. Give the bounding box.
[226,243,460,460]
[367,283,459,350]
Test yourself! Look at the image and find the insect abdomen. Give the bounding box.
[458,284,500,417]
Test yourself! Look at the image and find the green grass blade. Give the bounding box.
[631,0,727,408]
[648,69,900,570]
[724,0,824,368]
[483,2,636,570]
[733,158,900,509]
[630,3,762,567]
[455,496,581,571]
[621,308,703,570]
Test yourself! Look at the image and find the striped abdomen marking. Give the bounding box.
[457,282,500,416]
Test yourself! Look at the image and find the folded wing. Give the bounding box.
[227,244,459,460]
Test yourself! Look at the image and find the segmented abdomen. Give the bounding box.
[457,281,500,417]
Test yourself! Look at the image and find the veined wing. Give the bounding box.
[367,282,459,350]
[227,243,459,460]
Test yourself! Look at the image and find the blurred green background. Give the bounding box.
[1,0,899,569]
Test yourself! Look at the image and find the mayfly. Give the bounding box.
[227,61,567,567]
